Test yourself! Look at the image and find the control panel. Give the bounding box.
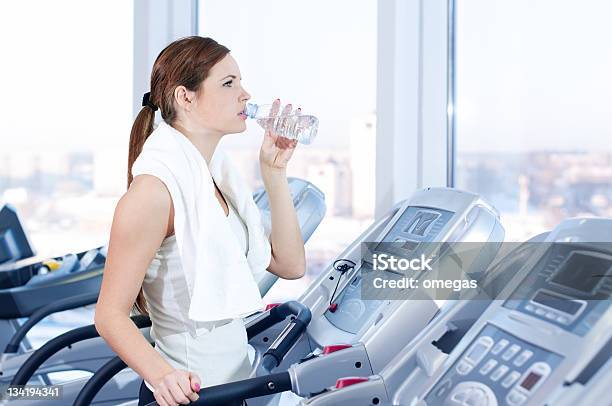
[324,207,454,334]
[504,243,612,336]
[425,324,562,406]
[377,207,454,249]
[418,219,612,406]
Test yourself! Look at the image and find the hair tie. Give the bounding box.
[142,92,158,111]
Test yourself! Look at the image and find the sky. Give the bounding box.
[456,0,612,153]
[0,0,610,154]
[198,0,377,149]
[0,1,133,151]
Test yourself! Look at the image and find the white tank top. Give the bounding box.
[142,200,252,390]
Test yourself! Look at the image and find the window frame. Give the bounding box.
[376,0,452,218]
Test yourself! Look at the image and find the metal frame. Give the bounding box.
[375,0,452,219]
[447,0,457,188]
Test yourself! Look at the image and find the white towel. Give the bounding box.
[131,121,271,323]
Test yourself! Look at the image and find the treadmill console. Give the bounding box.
[504,244,612,336]
[378,207,454,248]
[424,324,564,406]
[0,204,35,265]
[423,219,612,406]
[324,207,455,334]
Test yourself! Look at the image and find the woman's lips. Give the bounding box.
[238,112,247,120]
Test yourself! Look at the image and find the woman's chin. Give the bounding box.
[227,122,247,134]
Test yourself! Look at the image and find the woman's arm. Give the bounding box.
[94,175,199,406]
[258,101,306,280]
[261,166,306,279]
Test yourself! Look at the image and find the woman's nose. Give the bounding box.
[241,88,251,102]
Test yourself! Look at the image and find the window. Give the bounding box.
[0,1,133,259]
[454,0,612,241]
[0,1,133,353]
[199,0,378,301]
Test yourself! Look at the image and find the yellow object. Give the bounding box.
[42,259,61,271]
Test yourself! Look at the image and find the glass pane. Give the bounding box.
[199,0,378,301]
[0,1,133,347]
[455,0,612,241]
[0,1,133,259]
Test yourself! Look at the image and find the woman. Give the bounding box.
[94,36,306,406]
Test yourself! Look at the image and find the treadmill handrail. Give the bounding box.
[76,358,293,406]
[191,372,292,405]
[73,301,310,405]
[3,292,99,354]
[10,315,151,386]
[72,355,128,406]
[246,301,311,338]
[260,301,311,371]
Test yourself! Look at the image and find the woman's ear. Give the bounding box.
[173,86,196,111]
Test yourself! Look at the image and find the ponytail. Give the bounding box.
[128,104,156,315]
[127,105,156,189]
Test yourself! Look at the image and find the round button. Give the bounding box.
[444,382,498,406]
[557,316,569,324]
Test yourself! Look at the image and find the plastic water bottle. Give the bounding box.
[244,103,318,145]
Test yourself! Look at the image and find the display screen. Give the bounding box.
[520,372,542,391]
[532,291,582,315]
[405,212,439,236]
[551,252,611,294]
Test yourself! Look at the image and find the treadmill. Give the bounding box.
[0,203,107,376]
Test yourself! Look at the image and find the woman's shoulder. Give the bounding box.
[112,177,174,241]
[129,174,172,199]
[121,175,173,217]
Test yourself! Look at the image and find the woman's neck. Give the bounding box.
[171,121,223,165]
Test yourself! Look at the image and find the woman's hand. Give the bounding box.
[153,369,201,406]
[259,99,299,172]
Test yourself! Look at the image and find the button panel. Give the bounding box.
[424,324,563,406]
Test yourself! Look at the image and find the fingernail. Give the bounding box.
[194,383,200,391]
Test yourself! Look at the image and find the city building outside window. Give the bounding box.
[454,0,612,241]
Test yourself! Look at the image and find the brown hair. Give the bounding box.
[128,36,230,314]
